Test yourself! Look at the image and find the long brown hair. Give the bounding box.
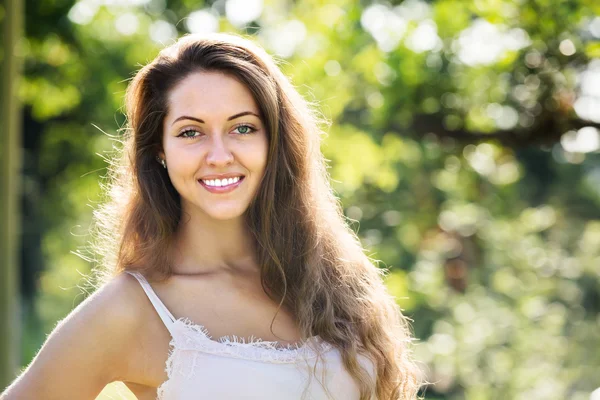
[91,33,423,399]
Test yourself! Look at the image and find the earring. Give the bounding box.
[156,156,167,169]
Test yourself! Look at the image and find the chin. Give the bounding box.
[207,211,245,221]
[200,204,248,221]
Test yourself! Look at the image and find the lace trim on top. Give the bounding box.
[156,336,177,400]
[156,318,336,399]
[172,317,334,363]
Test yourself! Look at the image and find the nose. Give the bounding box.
[206,136,234,167]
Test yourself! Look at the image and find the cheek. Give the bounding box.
[165,156,195,184]
[164,142,196,169]
[253,135,269,172]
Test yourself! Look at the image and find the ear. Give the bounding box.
[158,149,165,160]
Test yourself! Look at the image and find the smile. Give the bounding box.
[198,176,245,193]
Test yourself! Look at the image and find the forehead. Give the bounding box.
[165,71,259,121]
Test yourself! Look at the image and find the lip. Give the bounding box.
[199,173,245,180]
[198,176,245,194]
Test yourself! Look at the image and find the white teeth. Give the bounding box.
[202,176,241,187]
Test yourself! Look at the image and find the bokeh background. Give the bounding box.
[1,0,600,399]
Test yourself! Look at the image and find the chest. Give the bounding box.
[166,275,302,341]
[123,276,304,392]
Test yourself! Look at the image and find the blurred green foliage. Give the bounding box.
[7,0,600,398]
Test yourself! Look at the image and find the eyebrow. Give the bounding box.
[171,111,260,126]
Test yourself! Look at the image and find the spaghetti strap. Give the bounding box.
[125,270,177,335]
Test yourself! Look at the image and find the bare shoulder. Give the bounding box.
[59,272,146,343]
[0,272,147,399]
[86,271,148,322]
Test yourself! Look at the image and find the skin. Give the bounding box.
[159,71,268,277]
[1,71,303,400]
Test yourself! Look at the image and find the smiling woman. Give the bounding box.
[159,71,268,221]
[0,33,423,400]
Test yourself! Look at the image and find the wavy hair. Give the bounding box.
[90,33,423,399]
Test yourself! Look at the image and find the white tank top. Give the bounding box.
[125,271,376,399]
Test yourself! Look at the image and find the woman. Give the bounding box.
[1,33,422,400]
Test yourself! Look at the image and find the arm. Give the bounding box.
[1,273,141,400]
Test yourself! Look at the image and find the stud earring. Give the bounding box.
[156,156,167,169]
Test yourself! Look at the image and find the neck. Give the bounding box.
[170,208,260,276]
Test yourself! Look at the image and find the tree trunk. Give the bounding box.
[0,0,23,390]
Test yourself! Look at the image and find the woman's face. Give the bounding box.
[160,71,269,221]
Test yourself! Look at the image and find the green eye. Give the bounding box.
[178,129,200,139]
[234,124,256,135]
[237,125,250,134]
